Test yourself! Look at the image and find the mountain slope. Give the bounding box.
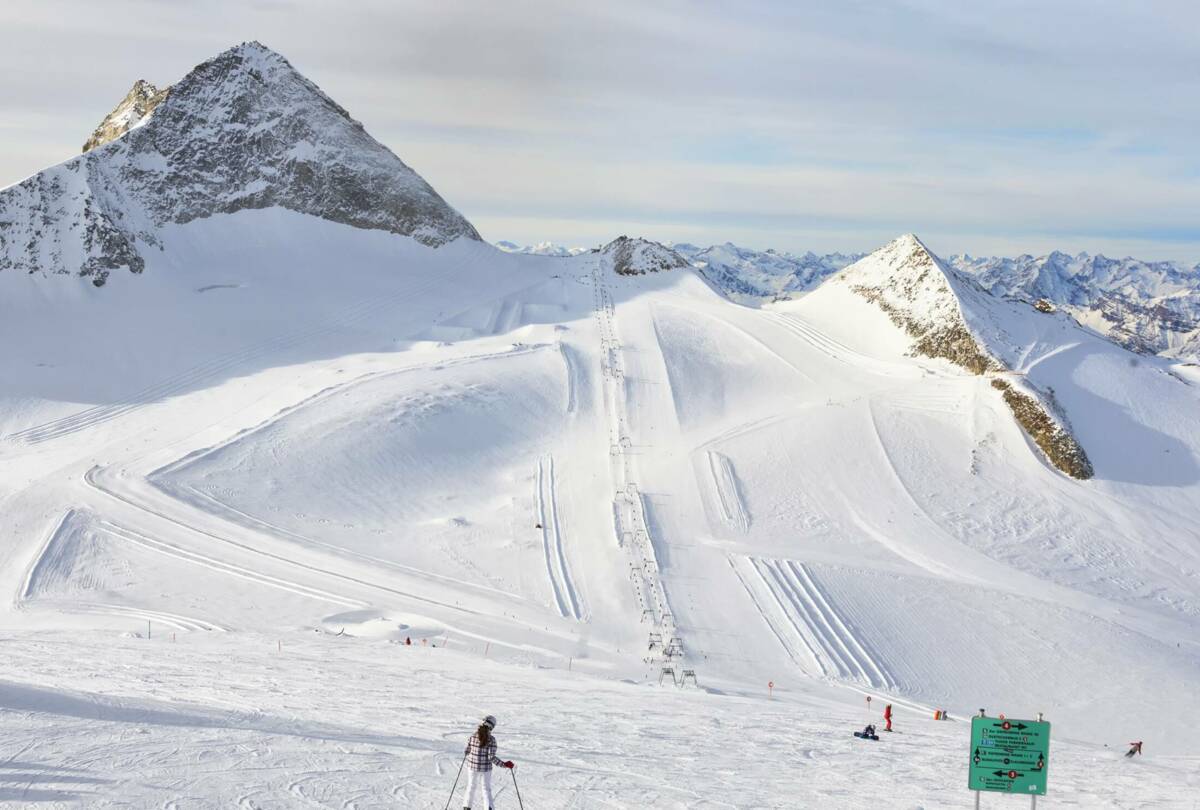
[828,234,1092,478]
[0,41,478,286]
[3,217,1198,760]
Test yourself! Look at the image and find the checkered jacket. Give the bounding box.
[465,732,503,772]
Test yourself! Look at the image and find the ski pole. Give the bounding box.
[443,754,466,810]
[511,766,525,810]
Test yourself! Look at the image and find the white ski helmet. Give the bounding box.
[483,715,497,729]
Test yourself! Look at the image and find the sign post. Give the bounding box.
[968,714,1050,806]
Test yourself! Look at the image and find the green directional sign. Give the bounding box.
[968,716,1050,796]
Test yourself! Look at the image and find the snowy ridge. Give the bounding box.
[837,234,1006,373]
[0,41,478,285]
[832,234,1093,478]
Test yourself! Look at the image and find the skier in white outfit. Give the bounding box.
[462,715,514,809]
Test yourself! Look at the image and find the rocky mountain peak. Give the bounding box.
[840,234,1092,479]
[838,234,996,370]
[600,236,689,276]
[82,79,170,153]
[0,41,480,286]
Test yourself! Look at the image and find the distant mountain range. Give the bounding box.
[948,252,1200,361]
[498,240,1200,362]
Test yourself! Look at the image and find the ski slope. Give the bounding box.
[1,210,1198,806]
[0,630,1193,809]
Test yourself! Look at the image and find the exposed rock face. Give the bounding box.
[840,234,1093,480]
[991,379,1093,480]
[0,41,480,286]
[600,236,689,276]
[82,80,170,153]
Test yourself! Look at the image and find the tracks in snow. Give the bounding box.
[94,518,366,610]
[736,556,898,691]
[72,603,227,633]
[765,311,918,378]
[535,455,582,620]
[704,450,750,533]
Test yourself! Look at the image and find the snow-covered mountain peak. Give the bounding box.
[855,233,942,280]
[833,234,1093,478]
[837,234,989,358]
[0,42,479,286]
[600,236,689,275]
[81,78,169,153]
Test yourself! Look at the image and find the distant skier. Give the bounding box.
[884,704,893,732]
[1125,741,1143,758]
[461,715,514,809]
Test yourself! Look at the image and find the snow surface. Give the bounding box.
[512,239,1200,362]
[1,210,1199,806]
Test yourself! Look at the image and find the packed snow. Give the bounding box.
[1,208,1198,807]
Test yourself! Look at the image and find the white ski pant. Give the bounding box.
[464,768,493,808]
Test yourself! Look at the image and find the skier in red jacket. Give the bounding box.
[884,704,893,732]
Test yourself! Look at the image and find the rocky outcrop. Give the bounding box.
[82,80,170,153]
[0,41,480,286]
[840,234,1092,480]
[990,379,1093,480]
[600,236,689,276]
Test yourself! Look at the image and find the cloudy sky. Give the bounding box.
[3,0,1198,261]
